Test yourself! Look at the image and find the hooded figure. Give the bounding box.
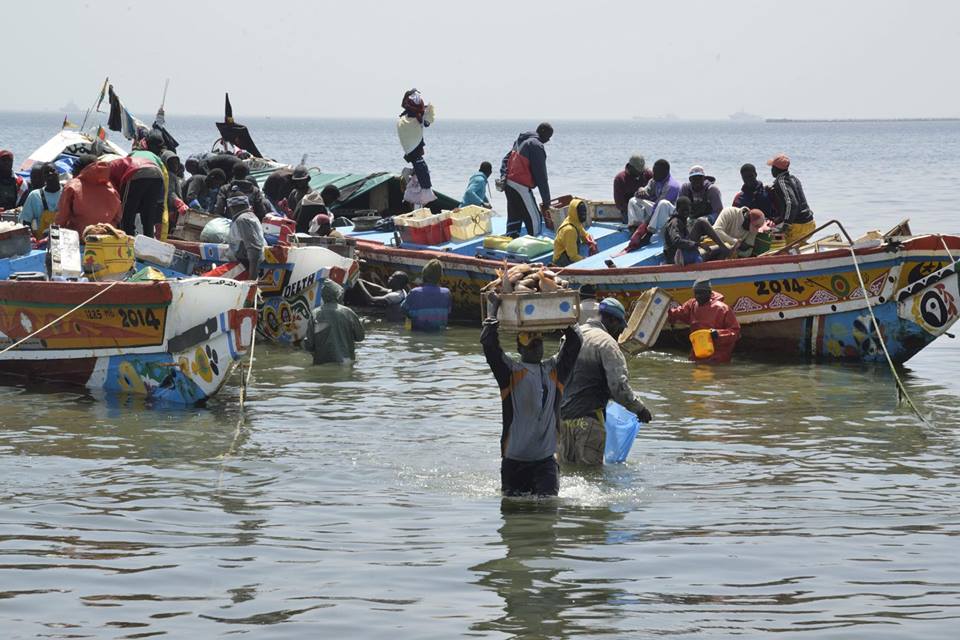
[55,158,122,234]
[401,258,452,331]
[304,279,365,365]
[667,279,741,363]
[553,198,598,266]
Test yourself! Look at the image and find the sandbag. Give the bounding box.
[200,217,231,243]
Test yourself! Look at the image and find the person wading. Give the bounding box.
[304,279,365,365]
[667,279,741,363]
[483,292,583,496]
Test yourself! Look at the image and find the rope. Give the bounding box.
[217,289,259,474]
[0,279,123,356]
[844,241,935,428]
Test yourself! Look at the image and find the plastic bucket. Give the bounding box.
[689,329,715,359]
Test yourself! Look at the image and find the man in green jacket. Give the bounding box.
[304,280,365,365]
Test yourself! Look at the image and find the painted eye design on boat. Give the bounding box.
[205,345,220,376]
[920,290,948,329]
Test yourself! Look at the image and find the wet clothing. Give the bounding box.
[680,179,723,222]
[304,280,365,364]
[401,283,452,331]
[560,318,647,421]
[460,171,490,207]
[0,174,24,210]
[771,171,813,225]
[56,161,122,234]
[371,289,407,323]
[19,187,61,234]
[553,198,595,266]
[557,415,606,466]
[501,456,560,497]
[613,166,652,219]
[227,210,266,279]
[483,320,581,496]
[214,179,267,221]
[733,181,775,217]
[667,291,741,363]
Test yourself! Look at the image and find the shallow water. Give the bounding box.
[1,115,959,638]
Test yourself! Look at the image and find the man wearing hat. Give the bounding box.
[767,154,815,246]
[712,206,772,258]
[667,279,740,363]
[0,150,26,211]
[613,154,653,222]
[401,258,452,331]
[482,293,583,496]
[287,165,313,222]
[559,297,653,465]
[680,164,723,223]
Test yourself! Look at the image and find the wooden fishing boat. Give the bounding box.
[350,218,960,364]
[169,240,360,345]
[0,277,257,405]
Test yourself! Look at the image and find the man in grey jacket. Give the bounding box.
[559,298,653,465]
[482,293,582,497]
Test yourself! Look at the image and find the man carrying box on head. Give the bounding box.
[558,298,653,465]
[482,292,583,497]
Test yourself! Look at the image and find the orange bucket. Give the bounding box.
[689,329,715,359]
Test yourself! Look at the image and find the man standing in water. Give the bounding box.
[482,293,582,497]
[499,123,553,238]
[559,298,652,465]
[304,279,365,365]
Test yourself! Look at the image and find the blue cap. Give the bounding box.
[599,297,626,321]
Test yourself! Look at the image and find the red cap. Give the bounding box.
[767,154,790,170]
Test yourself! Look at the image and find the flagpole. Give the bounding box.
[160,79,170,110]
[80,76,108,133]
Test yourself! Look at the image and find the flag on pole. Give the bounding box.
[107,84,147,142]
[96,126,107,140]
[95,77,109,113]
[216,93,263,158]
[62,115,78,130]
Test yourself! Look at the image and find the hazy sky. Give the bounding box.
[8,0,959,120]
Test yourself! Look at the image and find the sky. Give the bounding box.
[6,0,959,120]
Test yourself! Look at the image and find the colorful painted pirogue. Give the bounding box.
[170,241,359,345]
[0,276,257,404]
[354,227,960,364]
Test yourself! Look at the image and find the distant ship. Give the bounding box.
[59,100,80,113]
[729,110,764,122]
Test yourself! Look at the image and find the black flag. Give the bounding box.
[216,92,262,157]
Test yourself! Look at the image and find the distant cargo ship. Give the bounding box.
[729,110,764,122]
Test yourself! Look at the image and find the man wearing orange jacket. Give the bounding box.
[667,279,741,363]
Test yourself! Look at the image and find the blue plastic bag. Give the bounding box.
[604,402,641,464]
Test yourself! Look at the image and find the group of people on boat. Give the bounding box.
[613,153,815,264]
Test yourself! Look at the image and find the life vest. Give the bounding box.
[37,189,57,236]
[505,150,534,188]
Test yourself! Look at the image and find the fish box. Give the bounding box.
[176,209,217,242]
[134,234,176,267]
[546,195,599,230]
[0,224,31,259]
[394,208,452,245]
[485,290,581,331]
[83,234,134,281]
[618,287,674,354]
[449,206,493,241]
[48,226,82,279]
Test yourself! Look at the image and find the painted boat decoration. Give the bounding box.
[170,241,360,345]
[353,223,960,364]
[0,277,257,405]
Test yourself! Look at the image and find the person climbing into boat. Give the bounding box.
[109,154,163,238]
[767,154,815,246]
[214,163,267,221]
[225,194,265,281]
[397,88,437,207]
[499,123,553,238]
[712,207,771,258]
[663,196,732,265]
[401,258,452,331]
[558,298,652,466]
[667,279,741,364]
[287,164,313,221]
[356,271,410,323]
[680,165,723,223]
[460,161,493,208]
[185,168,227,213]
[482,291,583,497]
[161,150,188,228]
[0,150,26,212]
[304,279,365,365]
[19,163,61,237]
[614,154,653,223]
[626,158,681,236]
[732,163,775,217]
[55,154,122,234]
[552,198,598,266]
